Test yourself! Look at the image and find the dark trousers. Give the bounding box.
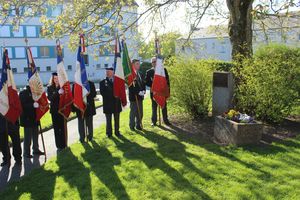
[23,126,39,156]
[78,115,93,142]
[129,100,143,129]
[105,113,120,136]
[51,113,66,149]
[0,124,22,162]
[151,97,169,124]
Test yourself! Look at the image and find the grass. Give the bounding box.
[1,98,300,199]
[17,100,102,140]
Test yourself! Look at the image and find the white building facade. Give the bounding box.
[0,4,139,87]
[176,12,300,61]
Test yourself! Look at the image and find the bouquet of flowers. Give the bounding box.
[222,109,255,123]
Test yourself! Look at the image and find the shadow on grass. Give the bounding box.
[81,141,130,200]
[56,147,92,200]
[112,135,212,199]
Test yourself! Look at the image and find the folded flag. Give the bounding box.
[74,34,90,116]
[57,42,73,119]
[26,46,49,121]
[121,39,136,86]
[113,35,127,106]
[0,49,22,123]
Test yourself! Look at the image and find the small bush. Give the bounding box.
[168,57,215,118]
[236,44,300,123]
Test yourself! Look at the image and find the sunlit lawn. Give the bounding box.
[1,99,300,200]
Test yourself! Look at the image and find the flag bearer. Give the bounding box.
[145,57,171,126]
[47,72,66,150]
[129,59,146,131]
[0,115,22,166]
[100,67,122,138]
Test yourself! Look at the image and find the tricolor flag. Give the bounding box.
[74,34,90,116]
[113,35,127,106]
[152,38,170,108]
[26,46,49,121]
[0,49,22,123]
[121,39,136,86]
[56,42,73,119]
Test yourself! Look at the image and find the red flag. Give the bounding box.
[152,57,170,108]
[56,43,73,119]
[0,49,22,123]
[113,35,127,106]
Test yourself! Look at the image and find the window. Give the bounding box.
[31,47,38,58]
[83,54,89,65]
[96,64,101,69]
[67,65,72,70]
[26,26,37,37]
[36,67,40,72]
[12,26,24,37]
[15,47,26,58]
[0,26,11,37]
[212,42,215,49]
[24,67,28,73]
[104,64,108,68]
[46,66,51,71]
[12,68,17,73]
[40,46,50,57]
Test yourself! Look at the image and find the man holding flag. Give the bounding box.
[0,48,22,166]
[145,37,171,126]
[20,39,48,158]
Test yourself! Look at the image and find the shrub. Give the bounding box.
[235,44,300,123]
[168,57,215,118]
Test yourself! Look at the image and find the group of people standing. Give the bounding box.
[0,56,171,167]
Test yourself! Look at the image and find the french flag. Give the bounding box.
[26,46,49,121]
[152,38,170,108]
[113,35,127,106]
[0,49,22,123]
[57,42,73,119]
[73,34,90,116]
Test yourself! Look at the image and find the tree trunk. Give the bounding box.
[227,0,254,61]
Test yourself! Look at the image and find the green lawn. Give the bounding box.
[1,99,300,200]
[18,100,102,140]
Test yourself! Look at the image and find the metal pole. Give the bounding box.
[39,124,47,160]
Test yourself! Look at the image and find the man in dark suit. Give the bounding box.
[145,57,171,126]
[0,115,22,167]
[129,59,146,131]
[100,67,122,138]
[72,80,97,142]
[19,85,44,158]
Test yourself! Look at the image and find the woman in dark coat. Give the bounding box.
[47,72,66,150]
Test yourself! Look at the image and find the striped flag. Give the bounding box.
[73,34,90,116]
[152,38,169,108]
[0,49,22,123]
[56,42,73,119]
[113,35,127,106]
[26,46,49,121]
[121,39,136,86]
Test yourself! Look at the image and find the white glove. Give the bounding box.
[58,88,64,94]
[33,102,39,108]
[138,90,145,96]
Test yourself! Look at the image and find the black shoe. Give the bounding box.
[130,127,135,131]
[136,126,142,131]
[24,154,33,159]
[164,121,172,126]
[107,134,112,138]
[33,150,45,155]
[115,132,122,137]
[1,161,10,167]
[151,122,157,126]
